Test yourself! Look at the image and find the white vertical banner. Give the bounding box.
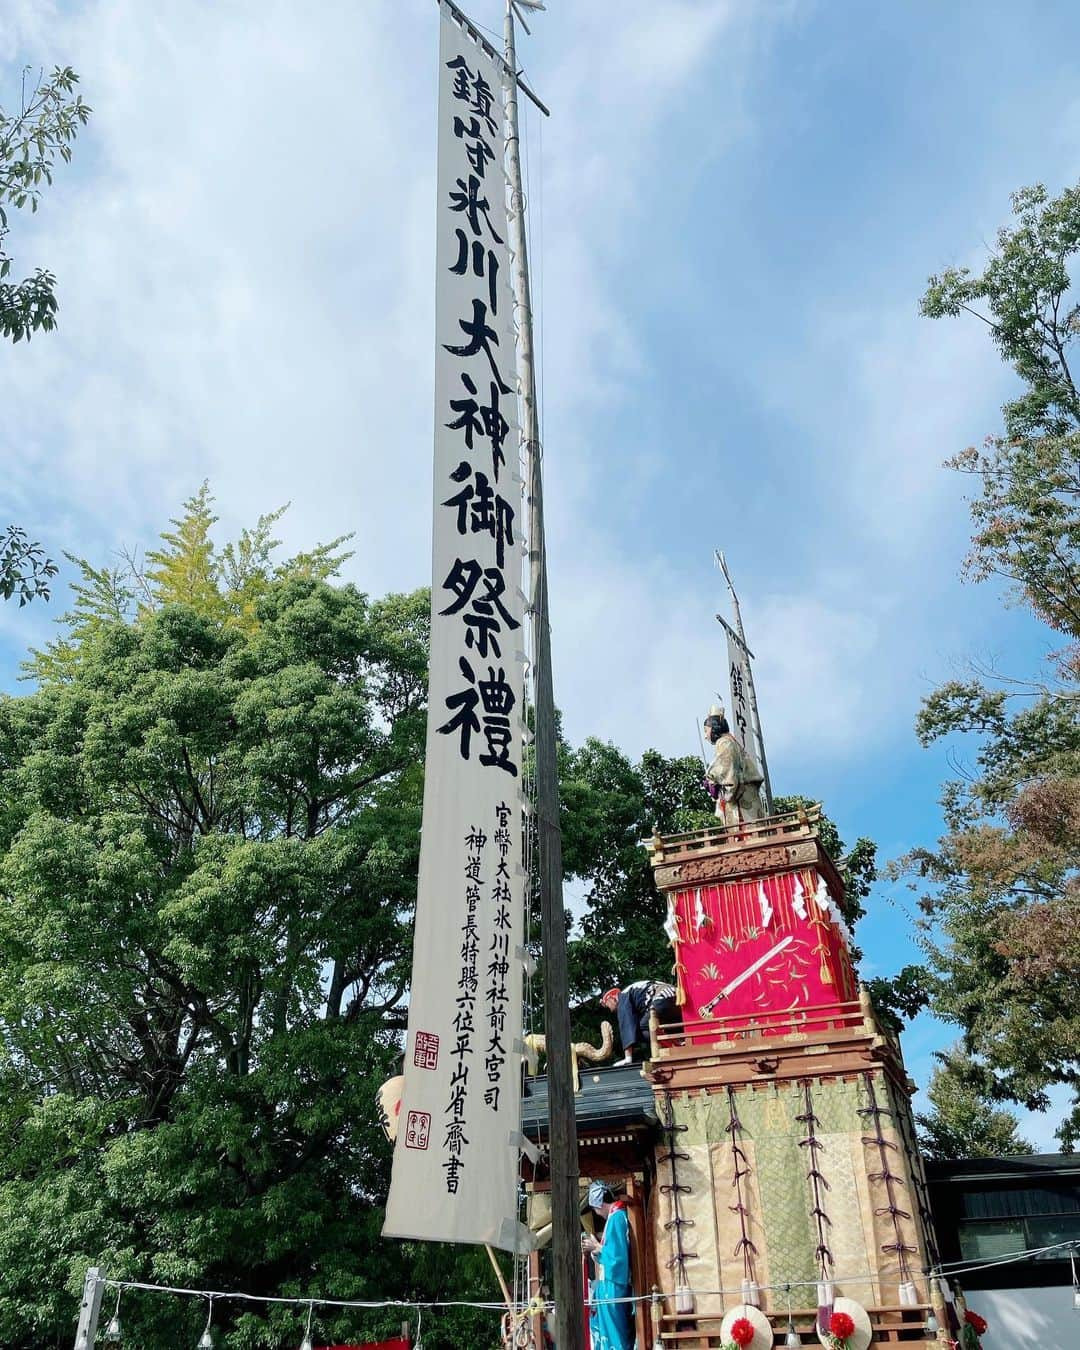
[726,629,752,751]
[383,9,526,1250]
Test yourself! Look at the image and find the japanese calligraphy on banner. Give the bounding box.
[383,9,525,1251]
[726,629,752,751]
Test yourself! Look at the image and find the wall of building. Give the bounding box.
[967,1284,1077,1350]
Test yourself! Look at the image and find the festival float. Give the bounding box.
[66,2,997,1344]
[377,4,992,1347]
[521,786,995,1348]
[518,631,996,1349]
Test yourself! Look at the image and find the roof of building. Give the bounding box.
[520,1063,657,1143]
[925,1153,1080,1184]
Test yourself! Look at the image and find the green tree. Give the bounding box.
[559,742,876,1034]
[906,182,1080,1147]
[2,64,90,604]
[0,493,505,1349]
[0,524,57,604]
[1,64,90,342]
[917,1050,1034,1161]
[561,738,710,1012]
[863,962,936,1036]
[1,492,891,1344]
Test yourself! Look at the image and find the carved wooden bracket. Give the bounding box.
[654,839,818,890]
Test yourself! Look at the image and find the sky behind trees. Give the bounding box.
[2,0,1079,1142]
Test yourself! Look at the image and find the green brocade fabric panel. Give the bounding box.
[747,1086,818,1286]
[671,1091,723,1146]
[810,1077,865,1132]
[819,1132,874,1291]
[668,1079,874,1291]
[754,1132,818,1285]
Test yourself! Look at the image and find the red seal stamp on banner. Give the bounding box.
[414,1031,440,1070]
[404,1110,431,1150]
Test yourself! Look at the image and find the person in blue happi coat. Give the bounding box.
[581,1181,634,1350]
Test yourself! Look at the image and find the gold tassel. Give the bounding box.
[674,960,688,1007]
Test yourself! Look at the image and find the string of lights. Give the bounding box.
[78,1235,1080,1345]
[98,1277,514,1310]
[93,1233,1078,1312]
[932,1236,1080,1274]
[78,1277,506,1350]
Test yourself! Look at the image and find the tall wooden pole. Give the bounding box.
[73,1266,104,1349]
[504,6,586,1348]
[715,550,774,815]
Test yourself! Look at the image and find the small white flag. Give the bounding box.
[812,876,852,947]
[792,875,807,920]
[757,880,773,929]
[664,898,680,944]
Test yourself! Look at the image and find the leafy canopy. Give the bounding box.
[1,488,892,1343]
[28,483,353,680]
[1,64,90,342]
[560,738,711,1011]
[0,524,57,605]
[0,490,508,1349]
[1,63,90,605]
[907,181,1080,1147]
[917,1050,1034,1162]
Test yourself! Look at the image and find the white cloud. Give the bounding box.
[3,1,1080,1147]
[1,0,785,713]
[0,1,59,60]
[0,0,768,588]
[549,539,894,777]
[0,0,1063,780]
[826,299,1011,552]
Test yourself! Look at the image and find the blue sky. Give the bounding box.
[1,0,1077,1145]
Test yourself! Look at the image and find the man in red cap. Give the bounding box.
[600,979,679,1064]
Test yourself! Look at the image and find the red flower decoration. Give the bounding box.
[730,1317,756,1347]
[964,1309,988,1335]
[829,1311,856,1341]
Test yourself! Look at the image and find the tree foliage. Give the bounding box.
[559,750,875,1036]
[908,181,1080,1147]
[0,491,509,1349]
[862,962,935,1036]
[561,738,711,1014]
[0,490,891,1343]
[1,64,89,605]
[0,524,57,605]
[1,64,90,342]
[917,1050,1034,1161]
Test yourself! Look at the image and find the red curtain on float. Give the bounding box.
[671,868,857,1042]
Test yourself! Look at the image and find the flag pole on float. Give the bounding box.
[503,4,587,1349]
[715,550,774,815]
[425,2,580,1338]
